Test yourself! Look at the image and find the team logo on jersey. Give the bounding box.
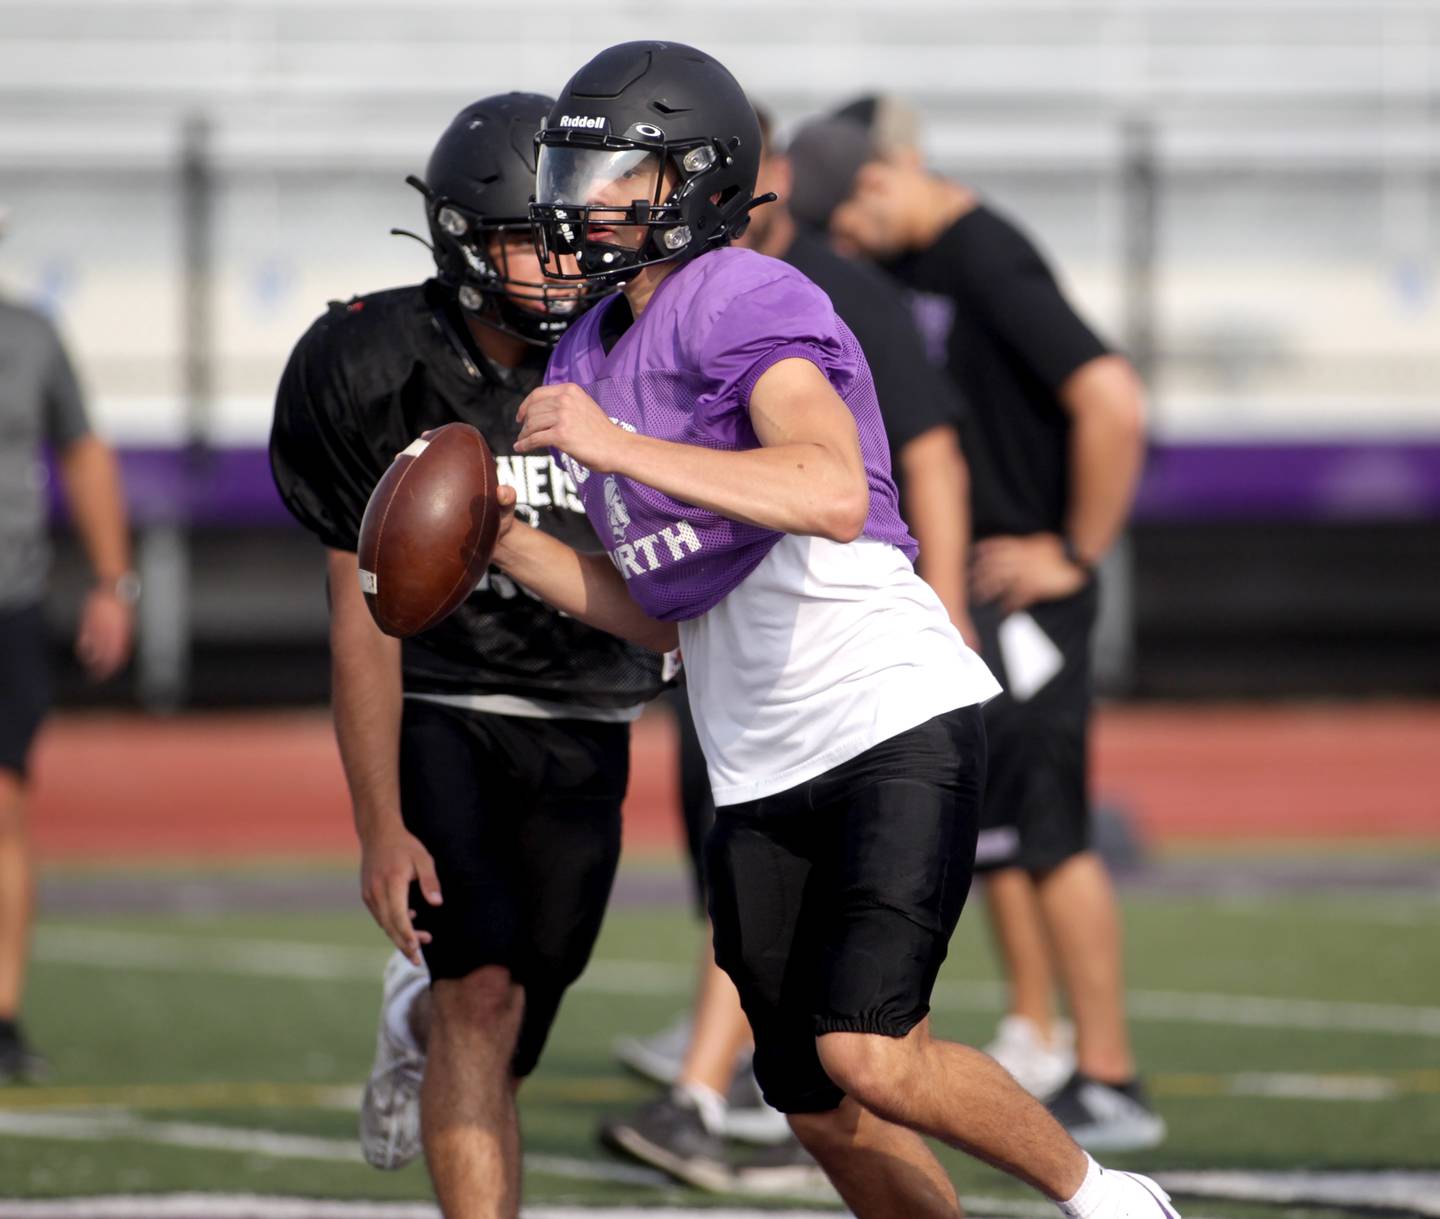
[603,476,631,544]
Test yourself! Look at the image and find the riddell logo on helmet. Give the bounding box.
[558,115,608,130]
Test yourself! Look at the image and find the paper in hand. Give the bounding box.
[997,611,1064,701]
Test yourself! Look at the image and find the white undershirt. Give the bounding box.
[678,535,1002,806]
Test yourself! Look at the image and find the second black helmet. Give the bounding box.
[411,92,584,346]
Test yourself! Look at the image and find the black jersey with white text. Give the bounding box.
[269,279,667,707]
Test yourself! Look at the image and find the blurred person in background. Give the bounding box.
[600,103,976,1192]
[0,209,136,1083]
[268,95,668,1219]
[811,110,1159,1151]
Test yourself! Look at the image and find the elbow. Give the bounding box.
[819,485,870,544]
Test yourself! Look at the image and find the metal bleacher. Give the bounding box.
[4,0,1439,703]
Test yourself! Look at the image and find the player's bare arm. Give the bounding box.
[971,353,1145,613]
[515,358,869,543]
[900,423,977,645]
[489,499,679,653]
[327,547,442,965]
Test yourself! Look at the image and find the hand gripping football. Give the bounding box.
[356,422,501,637]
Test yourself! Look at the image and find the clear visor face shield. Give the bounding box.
[533,145,693,279]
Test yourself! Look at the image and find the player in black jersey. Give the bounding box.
[269,94,668,1218]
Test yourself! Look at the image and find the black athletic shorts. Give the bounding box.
[0,602,51,779]
[705,705,985,1114]
[398,699,629,1077]
[971,581,1098,875]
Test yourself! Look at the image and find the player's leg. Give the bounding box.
[613,686,719,1087]
[398,701,532,1219]
[704,751,965,1215]
[0,601,51,1084]
[507,717,628,1085]
[424,966,525,1219]
[788,1096,960,1219]
[604,690,786,1181]
[800,708,1175,1213]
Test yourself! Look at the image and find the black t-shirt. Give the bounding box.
[782,227,962,465]
[269,279,666,708]
[889,205,1109,539]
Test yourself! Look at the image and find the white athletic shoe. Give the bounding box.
[985,1014,1076,1099]
[613,1013,691,1086]
[359,951,429,1170]
[1096,1168,1180,1217]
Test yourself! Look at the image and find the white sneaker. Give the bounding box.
[359,951,429,1170]
[985,1014,1076,1099]
[613,1013,692,1086]
[1098,1168,1180,1217]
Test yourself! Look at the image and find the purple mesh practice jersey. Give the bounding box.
[545,247,917,622]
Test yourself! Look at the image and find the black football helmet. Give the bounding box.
[409,92,587,346]
[531,42,769,282]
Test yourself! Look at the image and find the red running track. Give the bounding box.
[26,703,1440,861]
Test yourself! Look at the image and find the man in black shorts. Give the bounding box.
[0,243,135,1084]
[600,104,976,1189]
[268,94,667,1219]
[826,135,1160,1149]
[493,38,1180,1218]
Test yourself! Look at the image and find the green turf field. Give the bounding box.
[3,860,1438,1217]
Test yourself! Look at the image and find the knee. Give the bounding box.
[432,965,523,1037]
[788,1102,859,1157]
[816,1030,916,1114]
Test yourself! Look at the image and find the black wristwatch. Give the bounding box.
[1061,538,1095,578]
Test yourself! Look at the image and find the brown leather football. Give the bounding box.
[356,422,500,638]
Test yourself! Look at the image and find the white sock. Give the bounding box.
[674,1079,728,1135]
[1057,1154,1107,1218]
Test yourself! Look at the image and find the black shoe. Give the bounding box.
[733,1135,833,1196]
[1047,1070,1166,1152]
[598,1091,733,1191]
[0,1025,48,1085]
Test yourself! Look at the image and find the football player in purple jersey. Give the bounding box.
[492,41,1182,1219]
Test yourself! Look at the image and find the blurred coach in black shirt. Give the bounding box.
[814,123,1161,1153]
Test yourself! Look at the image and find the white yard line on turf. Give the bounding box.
[0,1202,845,1219]
[33,928,1440,1037]
[0,1112,662,1187]
[0,1195,1077,1219]
[1157,1170,1440,1216]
